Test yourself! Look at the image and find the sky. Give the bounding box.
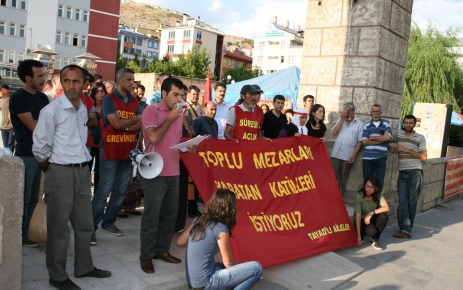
[130,0,463,38]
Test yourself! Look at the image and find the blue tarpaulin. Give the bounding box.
[451,111,463,127]
[222,66,300,108]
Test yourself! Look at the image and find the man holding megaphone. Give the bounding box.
[139,77,198,274]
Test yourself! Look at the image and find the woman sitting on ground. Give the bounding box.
[306,104,327,142]
[354,176,390,250]
[278,108,308,137]
[177,189,263,290]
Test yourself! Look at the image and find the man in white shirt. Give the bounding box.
[212,82,231,140]
[33,64,111,290]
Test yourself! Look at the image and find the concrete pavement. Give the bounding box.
[21,196,463,290]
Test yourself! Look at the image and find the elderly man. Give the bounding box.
[362,104,392,186]
[330,102,364,196]
[224,84,265,141]
[213,82,231,140]
[390,115,427,239]
[194,101,218,138]
[33,64,111,290]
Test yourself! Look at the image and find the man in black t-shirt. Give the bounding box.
[261,95,287,139]
[9,59,49,247]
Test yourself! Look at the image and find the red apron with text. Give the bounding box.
[232,105,263,141]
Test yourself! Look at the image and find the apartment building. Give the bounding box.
[118,27,160,64]
[222,50,253,76]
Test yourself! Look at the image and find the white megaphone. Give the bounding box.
[129,149,164,179]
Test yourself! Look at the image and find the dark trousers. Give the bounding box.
[362,158,387,186]
[175,161,189,232]
[19,156,41,239]
[88,147,100,192]
[1,128,15,152]
[140,176,179,260]
[359,213,388,240]
[44,164,95,281]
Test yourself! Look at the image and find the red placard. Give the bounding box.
[180,136,357,268]
[444,156,463,199]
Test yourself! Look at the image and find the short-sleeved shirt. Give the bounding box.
[142,103,182,176]
[186,222,229,288]
[213,100,231,140]
[331,118,364,161]
[262,110,287,139]
[354,192,386,218]
[0,96,13,129]
[393,130,426,170]
[362,118,392,160]
[194,116,218,138]
[101,89,141,128]
[9,88,49,156]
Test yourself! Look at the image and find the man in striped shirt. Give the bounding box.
[389,115,427,239]
[361,104,392,186]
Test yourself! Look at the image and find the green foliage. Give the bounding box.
[146,45,211,79]
[221,66,263,83]
[116,53,128,73]
[402,24,463,119]
[448,126,463,146]
[127,60,141,73]
[166,13,182,20]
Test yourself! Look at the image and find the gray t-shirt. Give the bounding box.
[186,222,229,288]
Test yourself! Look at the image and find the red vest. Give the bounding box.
[103,93,139,160]
[81,93,95,148]
[232,105,263,141]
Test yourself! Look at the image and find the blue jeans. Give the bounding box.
[1,128,15,152]
[362,158,387,186]
[19,156,41,239]
[204,262,263,290]
[397,170,422,234]
[91,149,133,231]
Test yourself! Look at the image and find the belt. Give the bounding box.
[192,288,205,290]
[399,169,422,173]
[56,162,89,168]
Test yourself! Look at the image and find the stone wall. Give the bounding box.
[299,0,414,129]
[0,156,24,289]
[447,146,463,157]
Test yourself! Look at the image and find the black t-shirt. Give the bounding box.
[261,110,288,139]
[306,122,326,138]
[9,88,49,156]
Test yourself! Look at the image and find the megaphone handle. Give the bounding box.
[132,162,138,178]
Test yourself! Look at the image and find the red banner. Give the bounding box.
[444,155,463,199]
[180,136,357,268]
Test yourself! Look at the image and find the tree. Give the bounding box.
[221,66,262,83]
[402,24,463,120]
[116,53,128,73]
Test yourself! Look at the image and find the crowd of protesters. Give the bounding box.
[0,60,427,290]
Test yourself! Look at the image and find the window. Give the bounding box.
[168,31,175,40]
[8,50,14,63]
[1,0,5,6]
[58,5,63,17]
[257,56,262,66]
[153,52,158,59]
[235,60,240,67]
[75,8,80,21]
[73,33,78,46]
[64,32,70,44]
[224,58,230,65]
[11,0,16,8]
[289,55,295,63]
[153,42,158,49]
[123,47,129,54]
[135,49,141,56]
[167,45,174,54]
[83,10,88,22]
[0,21,5,34]
[20,0,26,9]
[64,58,69,66]
[56,30,62,43]
[269,41,280,45]
[146,51,152,58]
[268,56,278,60]
[182,44,189,54]
[9,22,15,36]
[66,7,72,19]
[73,59,78,64]
[243,62,248,68]
[183,30,190,39]
[55,56,61,69]
[81,35,87,47]
[0,49,4,62]
[281,41,285,50]
[196,30,202,41]
[281,56,284,63]
[136,38,142,45]
[19,24,25,37]
[18,51,24,62]
[148,40,154,48]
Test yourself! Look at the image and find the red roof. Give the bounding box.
[224,50,253,62]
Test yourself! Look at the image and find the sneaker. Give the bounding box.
[90,233,97,246]
[49,278,81,290]
[393,231,412,238]
[370,238,382,250]
[75,267,111,278]
[22,237,39,247]
[188,210,202,217]
[101,224,123,236]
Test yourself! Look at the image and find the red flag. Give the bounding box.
[203,69,211,104]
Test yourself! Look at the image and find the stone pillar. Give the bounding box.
[0,156,24,289]
[299,0,413,128]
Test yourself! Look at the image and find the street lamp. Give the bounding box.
[227,75,231,84]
